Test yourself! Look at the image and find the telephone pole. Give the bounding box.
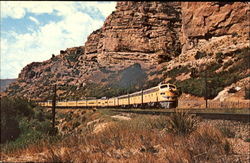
[205,68,208,108]
[52,84,57,129]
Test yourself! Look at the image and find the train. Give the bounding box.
[38,82,180,109]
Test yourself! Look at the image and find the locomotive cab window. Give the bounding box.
[169,85,176,89]
[160,85,168,89]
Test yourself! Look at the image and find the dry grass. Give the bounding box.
[2,111,234,163]
[43,115,232,163]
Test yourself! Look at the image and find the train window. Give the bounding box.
[160,85,168,89]
[160,92,165,95]
[169,85,176,89]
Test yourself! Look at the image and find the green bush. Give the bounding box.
[216,52,224,60]
[1,96,57,153]
[73,121,81,129]
[165,66,189,78]
[245,88,250,99]
[0,115,20,144]
[35,120,53,134]
[228,87,237,93]
[195,51,207,59]
[245,138,250,142]
[2,118,55,152]
[1,97,35,143]
[173,48,249,98]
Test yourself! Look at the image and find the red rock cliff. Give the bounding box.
[6,2,250,100]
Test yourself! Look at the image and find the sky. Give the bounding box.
[0,1,116,79]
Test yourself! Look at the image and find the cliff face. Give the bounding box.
[84,2,182,70]
[181,2,249,52]
[6,2,250,101]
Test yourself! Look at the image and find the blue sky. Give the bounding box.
[0,1,116,79]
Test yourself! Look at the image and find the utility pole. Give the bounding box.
[52,84,57,130]
[204,68,208,108]
[141,89,144,109]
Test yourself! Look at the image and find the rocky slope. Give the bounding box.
[6,2,250,101]
[0,79,16,92]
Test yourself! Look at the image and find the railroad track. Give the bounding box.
[112,110,250,123]
[43,105,249,122]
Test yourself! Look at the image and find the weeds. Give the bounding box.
[188,126,232,162]
[244,138,250,142]
[2,109,237,162]
[165,111,198,135]
[219,127,236,138]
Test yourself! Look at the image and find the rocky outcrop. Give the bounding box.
[83,1,183,72]
[6,2,250,101]
[181,2,249,52]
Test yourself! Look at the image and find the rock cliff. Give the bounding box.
[6,2,250,101]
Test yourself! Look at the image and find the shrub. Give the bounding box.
[165,111,198,135]
[174,47,249,99]
[1,97,36,143]
[35,120,54,134]
[73,121,81,129]
[217,58,223,64]
[165,66,189,78]
[0,96,58,154]
[245,138,250,142]
[195,51,207,59]
[45,67,51,72]
[0,115,20,144]
[245,88,250,99]
[228,87,237,93]
[216,52,224,60]
[56,73,61,78]
[2,116,58,153]
[223,60,234,69]
[158,54,172,63]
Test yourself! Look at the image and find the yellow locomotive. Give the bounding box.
[38,83,179,109]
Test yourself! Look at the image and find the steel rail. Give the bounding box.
[112,110,250,123]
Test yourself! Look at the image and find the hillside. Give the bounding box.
[0,79,16,92]
[5,2,250,101]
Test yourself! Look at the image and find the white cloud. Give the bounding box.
[0,1,55,19]
[29,16,40,25]
[1,1,117,79]
[0,1,26,19]
[0,1,117,19]
[95,2,117,18]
